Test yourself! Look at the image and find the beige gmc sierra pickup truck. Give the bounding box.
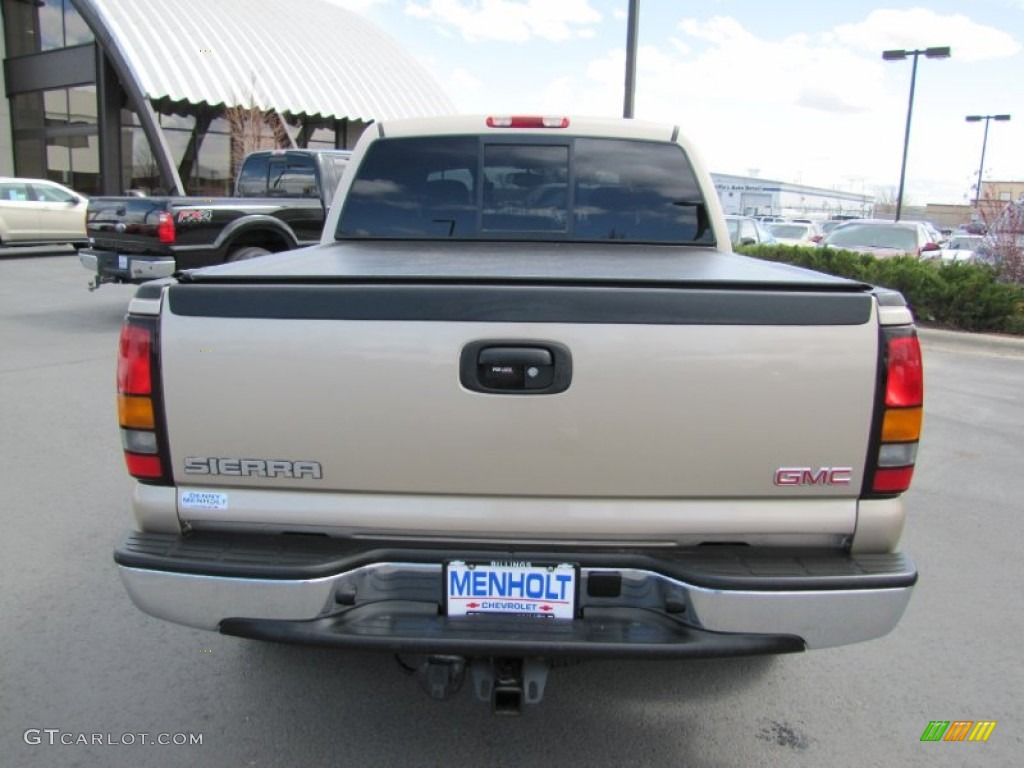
[113,115,922,713]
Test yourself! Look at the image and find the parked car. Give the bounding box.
[958,221,988,235]
[930,234,987,264]
[0,177,88,248]
[921,221,946,247]
[820,219,940,258]
[818,219,848,237]
[767,220,821,246]
[724,214,776,246]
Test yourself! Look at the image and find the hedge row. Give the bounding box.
[735,244,1024,335]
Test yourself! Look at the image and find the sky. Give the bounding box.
[326,0,1024,206]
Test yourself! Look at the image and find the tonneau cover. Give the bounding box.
[178,241,868,291]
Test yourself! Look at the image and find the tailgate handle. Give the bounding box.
[460,341,572,395]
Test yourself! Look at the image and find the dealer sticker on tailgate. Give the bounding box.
[445,561,578,619]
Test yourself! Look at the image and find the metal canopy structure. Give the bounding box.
[68,0,454,194]
[80,0,454,120]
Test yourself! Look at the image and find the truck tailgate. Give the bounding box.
[87,197,174,253]
[158,281,878,500]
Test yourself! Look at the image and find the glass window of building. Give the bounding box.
[11,92,44,130]
[194,133,230,196]
[125,127,162,193]
[12,136,46,179]
[3,0,43,57]
[160,112,196,132]
[63,0,93,46]
[2,0,93,54]
[44,89,69,124]
[46,142,70,184]
[68,86,97,126]
[70,134,99,194]
[308,126,337,149]
[12,87,98,193]
[39,0,65,50]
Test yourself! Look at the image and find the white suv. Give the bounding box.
[0,177,88,248]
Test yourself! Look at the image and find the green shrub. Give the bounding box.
[735,244,1024,335]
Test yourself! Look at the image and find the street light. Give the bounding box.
[965,113,1011,210]
[623,0,639,118]
[882,46,951,221]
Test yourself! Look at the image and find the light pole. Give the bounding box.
[623,0,639,118]
[965,113,1011,210]
[882,46,951,221]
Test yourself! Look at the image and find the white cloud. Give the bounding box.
[634,9,1023,198]
[796,88,865,114]
[403,0,602,43]
[678,16,754,46]
[668,37,691,56]
[449,67,483,96]
[667,16,886,114]
[555,17,906,191]
[833,8,1021,62]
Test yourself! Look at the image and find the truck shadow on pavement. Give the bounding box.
[226,642,784,765]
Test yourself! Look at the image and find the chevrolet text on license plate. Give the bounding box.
[445,561,578,619]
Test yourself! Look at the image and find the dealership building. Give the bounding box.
[0,0,454,197]
[712,173,874,220]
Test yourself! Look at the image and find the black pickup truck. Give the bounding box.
[79,148,350,289]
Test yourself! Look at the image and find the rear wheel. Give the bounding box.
[228,246,271,262]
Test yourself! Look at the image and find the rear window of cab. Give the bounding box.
[336,136,714,245]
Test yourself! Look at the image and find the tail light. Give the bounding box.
[117,317,170,483]
[156,211,175,244]
[864,327,923,496]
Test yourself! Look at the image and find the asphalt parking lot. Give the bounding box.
[2,253,1022,767]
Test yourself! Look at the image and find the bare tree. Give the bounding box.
[872,186,902,219]
[224,75,292,178]
[979,194,1024,284]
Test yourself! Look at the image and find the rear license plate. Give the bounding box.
[445,560,578,619]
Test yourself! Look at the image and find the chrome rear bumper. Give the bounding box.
[79,248,175,284]
[116,532,915,654]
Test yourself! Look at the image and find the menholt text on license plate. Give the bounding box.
[445,561,578,619]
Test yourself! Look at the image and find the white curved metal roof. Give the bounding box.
[88,0,455,120]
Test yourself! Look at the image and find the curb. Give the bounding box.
[917,325,1024,355]
[0,244,77,258]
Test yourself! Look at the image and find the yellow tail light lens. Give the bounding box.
[118,394,155,429]
[882,407,922,442]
